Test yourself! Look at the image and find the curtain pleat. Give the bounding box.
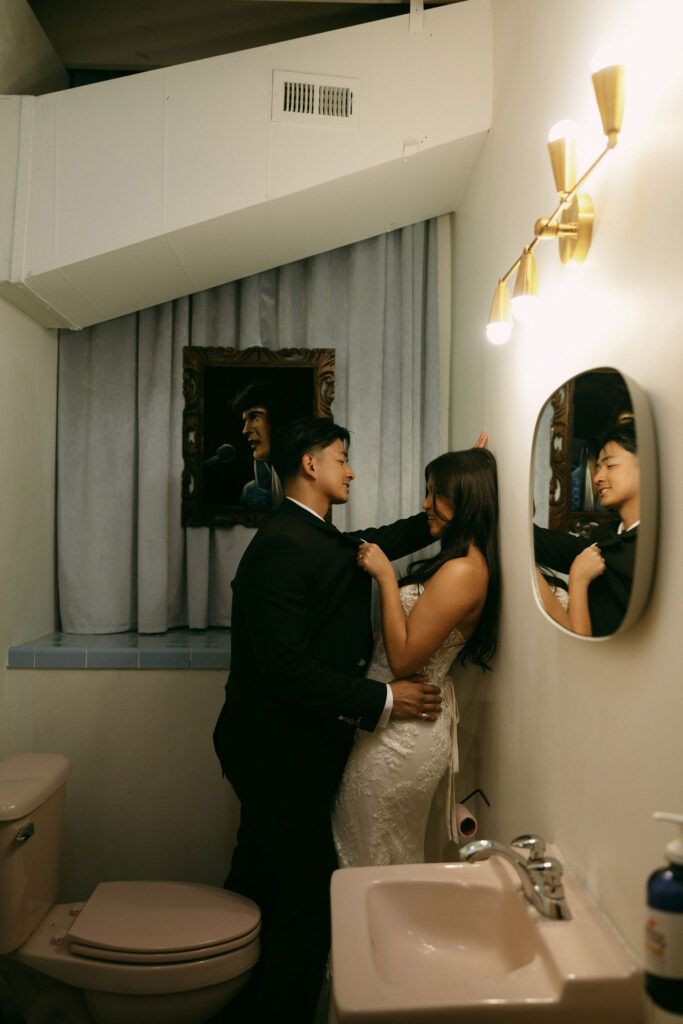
[57,220,442,633]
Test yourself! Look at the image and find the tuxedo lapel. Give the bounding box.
[280,497,360,547]
[281,497,336,530]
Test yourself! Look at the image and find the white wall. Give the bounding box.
[0,298,57,756]
[450,0,683,1006]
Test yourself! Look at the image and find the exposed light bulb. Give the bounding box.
[486,281,512,345]
[486,321,513,345]
[511,250,539,322]
[548,119,578,144]
[510,294,540,322]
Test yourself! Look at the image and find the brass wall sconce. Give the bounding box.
[486,52,626,344]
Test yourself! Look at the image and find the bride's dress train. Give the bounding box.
[332,582,465,867]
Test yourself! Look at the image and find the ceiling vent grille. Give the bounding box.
[272,71,360,128]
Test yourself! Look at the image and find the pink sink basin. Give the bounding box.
[330,857,645,1023]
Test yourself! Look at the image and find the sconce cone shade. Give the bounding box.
[592,64,626,142]
[511,251,539,321]
[547,132,577,195]
[486,281,512,345]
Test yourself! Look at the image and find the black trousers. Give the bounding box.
[223,790,338,1024]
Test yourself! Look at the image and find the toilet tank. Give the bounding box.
[0,753,71,954]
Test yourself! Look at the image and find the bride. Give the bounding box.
[332,446,501,867]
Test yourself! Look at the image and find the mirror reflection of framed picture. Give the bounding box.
[182,346,335,528]
[544,367,633,535]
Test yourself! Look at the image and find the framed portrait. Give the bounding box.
[182,346,335,527]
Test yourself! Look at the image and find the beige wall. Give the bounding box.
[6,668,240,899]
[0,0,63,731]
[0,0,62,896]
[0,298,58,755]
[451,0,683,1003]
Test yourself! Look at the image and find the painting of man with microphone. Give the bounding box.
[183,347,335,528]
[231,380,287,507]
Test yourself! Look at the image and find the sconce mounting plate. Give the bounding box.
[559,193,593,264]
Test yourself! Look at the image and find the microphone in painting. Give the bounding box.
[204,443,237,466]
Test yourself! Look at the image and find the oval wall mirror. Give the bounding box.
[530,367,657,640]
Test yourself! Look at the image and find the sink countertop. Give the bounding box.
[330,857,645,1023]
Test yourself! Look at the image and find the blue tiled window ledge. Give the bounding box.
[8,628,231,670]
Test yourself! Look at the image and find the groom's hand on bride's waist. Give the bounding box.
[389,677,443,721]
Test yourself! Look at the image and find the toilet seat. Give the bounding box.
[69,924,260,964]
[15,891,260,996]
[67,882,260,964]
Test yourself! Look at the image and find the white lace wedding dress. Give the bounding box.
[332,582,465,867]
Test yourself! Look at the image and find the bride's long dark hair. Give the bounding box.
[401,447,501,671]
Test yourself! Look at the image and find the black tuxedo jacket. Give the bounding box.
[214,499,432,802]
[534,520,636,636]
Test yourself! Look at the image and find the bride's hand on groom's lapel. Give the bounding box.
[389,677,443,722]
[356,542,394,583]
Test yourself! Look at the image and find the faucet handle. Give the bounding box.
[511,833,546,858]
[527,856,565,892]
[527,857,572,918]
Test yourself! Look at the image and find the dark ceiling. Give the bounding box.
[28,0,459,76]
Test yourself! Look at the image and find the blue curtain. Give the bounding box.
[57,220,442,633]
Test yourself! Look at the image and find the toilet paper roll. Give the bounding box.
[454,803,478,838]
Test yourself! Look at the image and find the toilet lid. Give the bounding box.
[67,881,260,963]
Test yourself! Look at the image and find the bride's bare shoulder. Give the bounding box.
[425,550,488,593]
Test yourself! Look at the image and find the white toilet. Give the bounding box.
[0,753,260,1024]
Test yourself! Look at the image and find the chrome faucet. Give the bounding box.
[460,833,572,920]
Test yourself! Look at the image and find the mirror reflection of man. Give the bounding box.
[232,381,285,506]
[534,419,640,636]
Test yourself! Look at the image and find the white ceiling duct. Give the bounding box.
[0,1,492,329]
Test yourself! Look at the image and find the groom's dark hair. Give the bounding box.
[592,417,637,459]
[270,417,350,485]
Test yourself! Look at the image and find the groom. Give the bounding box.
[213,417,442,1024]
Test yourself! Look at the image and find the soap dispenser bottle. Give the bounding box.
[646,812,683,1014]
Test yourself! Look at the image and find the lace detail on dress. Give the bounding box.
[332,583,465,868]
[365,583,464,683]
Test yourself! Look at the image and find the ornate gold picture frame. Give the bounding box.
[182,346,335,528]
